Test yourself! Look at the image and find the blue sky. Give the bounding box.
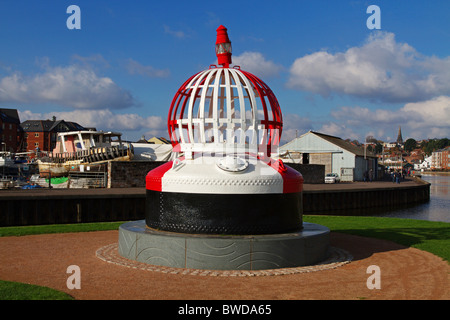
[1,0,449,144]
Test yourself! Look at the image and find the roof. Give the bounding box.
[20,120,86,132]
[282,131,377,158]
[0,108,20,124]
[148,137,171,144]
[434,146,450,153]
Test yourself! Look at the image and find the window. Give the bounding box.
[35,133,39,137]
[34,142,39,147]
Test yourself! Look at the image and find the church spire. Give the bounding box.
[396,126,403,144]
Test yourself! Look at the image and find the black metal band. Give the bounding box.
[145,190,303,235]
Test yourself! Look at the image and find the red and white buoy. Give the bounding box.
[145,26,304,235]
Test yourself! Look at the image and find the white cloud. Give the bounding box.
[70,54,110,70]
[279,113,313,144]
[232,52,283,78]
[287,31,450,103]
[163,25,187,39]
[317,122,360,141]
[327,96,450,140]
[126,59,170,78]
[0,65,134,109]
[401,96,450,128]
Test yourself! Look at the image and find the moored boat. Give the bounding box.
[0,151,15,168]
[37,130,133,178]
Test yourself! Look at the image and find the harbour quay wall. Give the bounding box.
[303,177,430,213]
[0,178,430,227]
[0,189,146,227]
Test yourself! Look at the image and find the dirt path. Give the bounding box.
[0,230,448,300]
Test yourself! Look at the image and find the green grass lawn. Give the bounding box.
[303,215,450,262]
[0,221,124,237]
[0,216,448,300]
[0,280,73,300]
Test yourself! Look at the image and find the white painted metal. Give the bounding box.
[175,67,261,158]
[161,155,283,194]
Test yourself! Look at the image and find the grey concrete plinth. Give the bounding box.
[118,220,330,270]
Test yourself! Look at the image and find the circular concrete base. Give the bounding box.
[118,220,330,271]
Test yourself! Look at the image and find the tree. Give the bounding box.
[404,138,417,152]
[374,142,383,154]
[422,138,450,155]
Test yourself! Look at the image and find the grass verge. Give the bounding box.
[0,280,73,300]
[0,221,125,237]
[303,215,449,262]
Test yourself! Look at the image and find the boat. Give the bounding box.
[130,142,173,161]
[0,151,15,168]
[37,130,134,178]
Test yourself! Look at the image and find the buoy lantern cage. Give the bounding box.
[145,25,304,235]
[167,66,283,160]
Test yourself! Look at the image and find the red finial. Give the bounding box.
[215,25,232,68]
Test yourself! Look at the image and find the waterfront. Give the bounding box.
[375,174,449,223]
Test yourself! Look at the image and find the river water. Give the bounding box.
[374,174,450,223]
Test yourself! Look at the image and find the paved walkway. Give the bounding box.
[0,230,448,300]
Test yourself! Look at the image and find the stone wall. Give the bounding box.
[286,163,325,184]
[108,161,167,188]
[107,161,326,187]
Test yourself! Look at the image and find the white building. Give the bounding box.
[379,156,402,171]
[383,142,397,148]
[279,131,378,181]
[415,156,432,171]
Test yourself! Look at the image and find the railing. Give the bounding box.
[49,145,130,163]
[0,175,15,189]
[68,171,107,188]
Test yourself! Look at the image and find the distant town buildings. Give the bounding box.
[416,156,432,171]
[431,146,450,170]
[383,142,397,149]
